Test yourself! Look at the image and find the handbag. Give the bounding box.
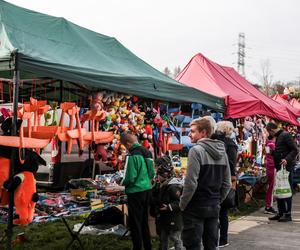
[221,188,236,209]
[274,166,292,199]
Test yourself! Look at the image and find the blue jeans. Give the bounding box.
[182,207,219,250]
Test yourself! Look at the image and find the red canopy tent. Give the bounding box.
[290,98,300,110]
[221,67,300,123]
[272,94,300,117]
[176,53,299,125]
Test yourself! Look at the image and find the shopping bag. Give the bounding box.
[274,166,292,199]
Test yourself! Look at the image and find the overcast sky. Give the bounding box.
[6,0,300,85]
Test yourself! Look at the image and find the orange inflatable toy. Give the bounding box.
[2,149,46,226]
[5,171,38,226]
[0,157,10,205]
[0,117,47,226]
[0,118,22,206]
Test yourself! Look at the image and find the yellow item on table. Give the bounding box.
[70,189,87,198]
[90,199,104,210]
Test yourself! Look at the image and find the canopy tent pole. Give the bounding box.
[60,80,63,102]
[6,51,20,250]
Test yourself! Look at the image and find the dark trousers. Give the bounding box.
[127,190,152,250]
[277,171,293,216]
[219,207,228,243]
[182,207,219,250]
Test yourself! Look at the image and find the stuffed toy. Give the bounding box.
[142,123,153,148]
[49,101,59,126]
[3,149,46,226]
[0,117,46,225]
[0,118,22,205]
[0,157,10,205]
[102,91,115,105]
[89,92,104,111]
[243,116,255,140]
[94,144,107,162]
[141,109,155,148]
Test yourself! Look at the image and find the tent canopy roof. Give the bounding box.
[290,98,300,110]
[0,0,224,110]
[176,53,299,125]
[272,94,300,117]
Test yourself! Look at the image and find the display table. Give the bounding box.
[238,174,264,205]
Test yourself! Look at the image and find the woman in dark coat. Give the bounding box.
[211,121,238,248]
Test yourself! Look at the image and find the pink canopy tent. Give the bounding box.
[290,98,300,110]
[176,53,299,125]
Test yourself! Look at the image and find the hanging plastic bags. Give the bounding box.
[274,166,292,199]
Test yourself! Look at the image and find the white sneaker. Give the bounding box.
[219,242,229,248]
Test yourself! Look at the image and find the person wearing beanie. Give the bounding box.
[151,156,184,250]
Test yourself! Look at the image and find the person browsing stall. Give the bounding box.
[180,117,231,250]
[211,120,238,248]
[151,156,184,250]
[266,122,298,222]
[264,135,277,215]
[120,132,155,250]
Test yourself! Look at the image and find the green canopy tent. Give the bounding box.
[0,1,224,248]
[0,0,224,110]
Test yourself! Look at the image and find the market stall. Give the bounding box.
[176,52,300,204]
[176,53,299,125]
[0,1,225,249]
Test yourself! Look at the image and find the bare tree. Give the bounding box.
[260,59,273,96]
[273,81,285,94]
[173,66,181,78]
[163,67,172,77]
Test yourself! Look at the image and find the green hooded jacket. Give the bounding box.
[122,143,155,194]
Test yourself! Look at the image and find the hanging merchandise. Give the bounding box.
[22,97,58,141]
[0,157,10,205]
[0,108,50,150]
[0,117,47,225]
[140,108,155,149]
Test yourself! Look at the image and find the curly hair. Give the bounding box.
[216,121,234,137]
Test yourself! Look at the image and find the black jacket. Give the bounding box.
[151,178,183,232]
[211,133,237,176]
[273,130,298,172]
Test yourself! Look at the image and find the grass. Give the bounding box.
[0,216,159,250]
[229,199,265,221]
[0,199,263,250]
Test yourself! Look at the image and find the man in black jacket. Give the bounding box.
[266,122,298,222]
